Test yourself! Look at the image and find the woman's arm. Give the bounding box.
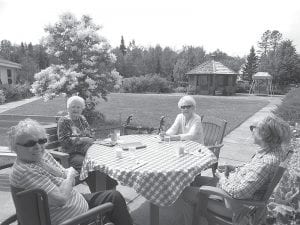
[166,114,181,135]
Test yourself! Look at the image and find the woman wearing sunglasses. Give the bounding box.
[8,119,133,225]
[160,95,204,144]
[178,114,291,225]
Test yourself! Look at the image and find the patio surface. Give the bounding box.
[0,95,283,225]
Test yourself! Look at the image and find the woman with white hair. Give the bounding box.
[58,96,117,191]
[162,95,204,144]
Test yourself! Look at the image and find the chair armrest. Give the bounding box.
[48,150,70,168]
[0,163,13,170]
[206,144,224,157]
[1,214,17,225]
[199,186,266,207]
[59,202,114,225]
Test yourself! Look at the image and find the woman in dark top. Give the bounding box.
[58,96,117,191]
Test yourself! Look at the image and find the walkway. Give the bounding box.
[0,95,283,224]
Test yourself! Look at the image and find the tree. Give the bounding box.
[242,46,258,82]
[31,12,118,110]
[119,36,127,55]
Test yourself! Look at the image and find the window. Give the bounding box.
[7,69,12,84]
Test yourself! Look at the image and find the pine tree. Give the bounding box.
[120,36,126,55]
[243,46,258,82]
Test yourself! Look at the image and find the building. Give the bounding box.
[249,72,273,96]
[185,59,237,95]
[0,57,22,84]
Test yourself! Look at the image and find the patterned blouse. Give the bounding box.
[218,145,285,200]
[57,115,93,155]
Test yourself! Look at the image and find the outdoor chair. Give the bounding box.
[192,151,293,225]
[201,115,227,176]
[1,185,114,225]
[123,115,165,135]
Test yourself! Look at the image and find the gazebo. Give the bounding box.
[249,72,273,96]
[185,60,237,95]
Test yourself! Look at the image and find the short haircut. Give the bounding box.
[256,114,291,146]
[7,118,47,152]
[67,96,85,109]
[178,95,196,109]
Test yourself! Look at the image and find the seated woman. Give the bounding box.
[8,118,132,225]
[180,114,291,225]
[57,96,117,191]
[161,95,204,144]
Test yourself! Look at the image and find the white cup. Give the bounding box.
[114,129,121,140]
[177,144,185,157]
[115,147,123,159]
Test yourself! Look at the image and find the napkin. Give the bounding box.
[120,142,147,150]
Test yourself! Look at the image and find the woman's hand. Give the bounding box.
[80,137,94,144]
[159,131,166,141]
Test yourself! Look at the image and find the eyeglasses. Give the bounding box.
[180,105,193,109]
[17,138,48,148]
[249,125,257,132]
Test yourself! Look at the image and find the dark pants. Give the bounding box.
[83,190,133,225]
[69,153,118,191]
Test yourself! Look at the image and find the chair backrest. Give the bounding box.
[11,185,51,225]
[44,124,61,151]
[201,115,227,146]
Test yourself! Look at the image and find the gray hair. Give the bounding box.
[7,118,47,151]
[67,96,85,109]
[178,95,196,109]
[256,114,291,146]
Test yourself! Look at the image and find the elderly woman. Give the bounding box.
[162,95,204,144]
[8,119,132,225]
[179,114,291,225]
[57,96,117,190]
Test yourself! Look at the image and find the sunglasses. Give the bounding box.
[17,138,48,148]
[249,125,257,132]
[181,105,193,109]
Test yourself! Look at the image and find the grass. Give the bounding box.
[0,93,269,146]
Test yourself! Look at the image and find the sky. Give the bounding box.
[0,0,300,57]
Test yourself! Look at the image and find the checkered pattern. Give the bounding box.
[80,135,217,207]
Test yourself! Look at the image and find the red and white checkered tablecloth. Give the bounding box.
[80,134,217,207]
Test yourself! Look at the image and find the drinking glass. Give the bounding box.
[128,147,136,159]
[164,136,171,144]
[114,129,121,140]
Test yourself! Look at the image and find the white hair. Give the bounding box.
[178,95,196,109]
[7,118,47,151]
[67,96,85,109]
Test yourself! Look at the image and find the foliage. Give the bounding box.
[257,30,300,85]
[82,108,105,127]
[119,36,127,56]
[242,46,258,82]
[0,84,33,102]
[236,80,250,93]
[0,90,6,104]
[31,12,117,111]
[273,87,300,123]
[121,74,172,93]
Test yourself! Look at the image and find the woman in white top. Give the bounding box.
[162,95,204,144]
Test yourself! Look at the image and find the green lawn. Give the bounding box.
[0,93,269,147]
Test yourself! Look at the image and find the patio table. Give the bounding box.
[80,134,217,225]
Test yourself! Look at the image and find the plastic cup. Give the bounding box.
[114,129,121,140]
[177,144,185,157]
[115,147,123,159]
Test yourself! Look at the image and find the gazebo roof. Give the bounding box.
[252,72,272,80]
[186,60,236,75]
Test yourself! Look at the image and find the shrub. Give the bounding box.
[273,87,300,124]
[236,80,250,93]
[0,84,33,102]
[0,90,6,104]
[122,74,172,93]
[173,86,187,93]
[82,109,105,127]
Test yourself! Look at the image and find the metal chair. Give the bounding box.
[201,115,227,176]
[1,186,114,225]
[193,152,292,225]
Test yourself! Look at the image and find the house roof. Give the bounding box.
[0,57,22,69]
[252,72,272,80]
[186,60,236,76]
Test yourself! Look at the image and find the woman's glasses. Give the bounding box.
[180,105,193,109]
[17,138,48,148]
[249,125,257,132]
